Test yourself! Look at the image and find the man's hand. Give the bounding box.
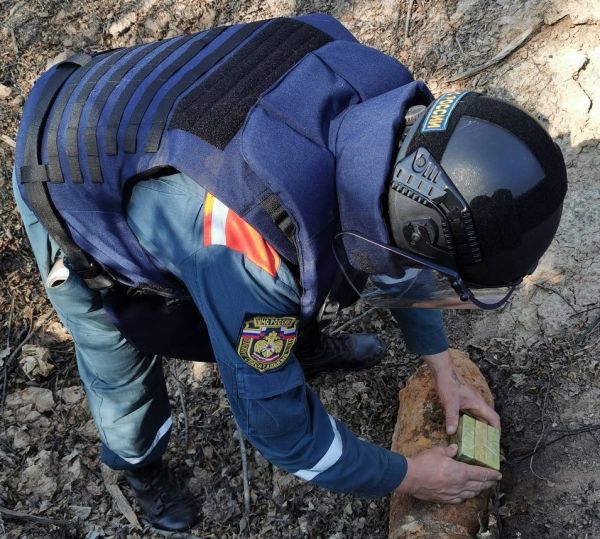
[423,350,501,435]
[396,445,501,504]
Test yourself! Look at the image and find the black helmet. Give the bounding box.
[333,91,567,311]
[387,91,567,287]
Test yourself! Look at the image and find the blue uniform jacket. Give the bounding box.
[13,170,449,497]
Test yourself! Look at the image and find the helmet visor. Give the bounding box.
[333,232,517,310]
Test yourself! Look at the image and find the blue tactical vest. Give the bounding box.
[15,13,433,325]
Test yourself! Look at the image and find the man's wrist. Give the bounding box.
[395,456,415,494]
[422,349,453,375]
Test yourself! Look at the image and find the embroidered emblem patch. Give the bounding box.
[237,315,298,372]
[421,91,469,133]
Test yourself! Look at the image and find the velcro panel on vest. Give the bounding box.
[93,22,264,181]
[44,40,170,183]
[65,47,138,183]
[295,12,358,42]
[169,18,333,150]
[122,26,228,154]
[143,21,265,153]
[15,54,110,279]
[44,24,258,186]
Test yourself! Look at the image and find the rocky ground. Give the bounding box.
[0,1,598,538]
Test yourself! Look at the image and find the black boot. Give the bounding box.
[123,459,198,531]
[296,325,385,378]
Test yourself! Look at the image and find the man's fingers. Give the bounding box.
[445,401,460,435]
[444,444,458,458]
[465,464,502,482]
[478,407,501,430]
[442,488,486,504]
[411,444,501,506]
[465,480,497,492]
[464,403,501,431]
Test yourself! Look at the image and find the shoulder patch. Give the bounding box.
[237,315,298,372]
[421,91,469,133]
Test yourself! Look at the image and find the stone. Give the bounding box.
[82,419,99,440]
[13,429,31,450]
[24,410,42,423]
[5,387,55,413]
[547,49,587,80]
[18,450,57,499]
[572,0,600,23]
[30,388,55,413]
[10,95,23,108]
[108,12,136,38]
[0,83,12,99]
[20,344,54,380]
[70,505,92,520]
[389,349,495,539]
[59,386,84,404]
[143,12,170,36]
[192,361,212,380]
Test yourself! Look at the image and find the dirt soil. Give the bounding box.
[0,1,598,538]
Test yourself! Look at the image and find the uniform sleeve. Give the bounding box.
[389,307,449,356]
[179,243,407,497]
[126,172,410,494]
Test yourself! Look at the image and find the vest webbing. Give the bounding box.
[16,14,423,322]
[17,18,332,287]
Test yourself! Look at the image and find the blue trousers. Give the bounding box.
[13,173,172,469]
